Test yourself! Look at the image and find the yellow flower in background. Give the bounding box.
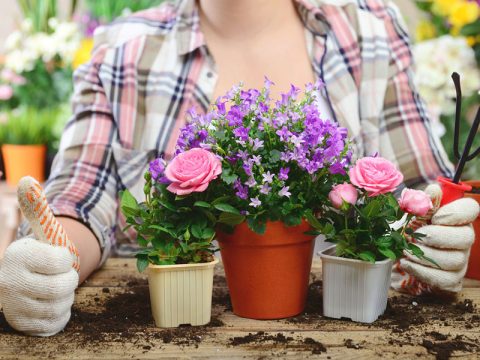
[73,38,94,69]
[449,1,480,28]
[416,20,437,42]
[432,0,461,17]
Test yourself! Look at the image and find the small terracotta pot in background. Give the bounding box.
[1,144,46,187]
[217,220,315,319]
[464,180,480,280]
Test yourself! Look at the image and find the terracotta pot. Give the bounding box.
[148,258,218,327]
[217,220,315,319]
[464,181,480,280]
[1,144,46,187]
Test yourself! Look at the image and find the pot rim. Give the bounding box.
[319,245,392,266]
[148,257,219,272]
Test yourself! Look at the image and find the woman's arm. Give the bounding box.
[57,217,101,283]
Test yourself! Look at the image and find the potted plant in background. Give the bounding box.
[312,156,435,323]
[165,80,350,319]
[120,151,220,328]
[0,107,60,186]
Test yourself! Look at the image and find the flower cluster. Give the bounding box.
[173,79,350,228]
[4,18,81,74]
[413,35,480,125]
[310,156,433,263]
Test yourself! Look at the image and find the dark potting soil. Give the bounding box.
[0,273,479,358]
[468,186,480,194]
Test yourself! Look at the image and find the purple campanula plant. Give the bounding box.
[172,78,351,233]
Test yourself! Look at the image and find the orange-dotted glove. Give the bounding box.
[391,184,479,295]
[0,177,79,336]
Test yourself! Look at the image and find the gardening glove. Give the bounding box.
[391,184,479,295]
[0,177,80,336]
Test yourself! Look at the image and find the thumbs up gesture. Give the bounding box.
[0,177,79,336]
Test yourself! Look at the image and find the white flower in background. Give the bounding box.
[413,35,480,137]
[3,18,81,74]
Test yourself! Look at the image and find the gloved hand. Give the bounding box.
[0,177,80,336]
[391,184,479,295]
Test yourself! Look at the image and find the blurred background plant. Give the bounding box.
[414,0,480,179]
[0,0,164,182]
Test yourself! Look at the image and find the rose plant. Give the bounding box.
[309,156,436,264]
[121,79,350,272]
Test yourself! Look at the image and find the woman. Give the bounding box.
[0,0,478,336]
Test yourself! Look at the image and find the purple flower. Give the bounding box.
[227,106,244,127]
[216,100,226,115]
[237,150,249,160]
[234,179,249,200]
[329,162,346,175]
[280,151,293,162]
[290,135,305,148]
[279,167,290,181]
[276,126,292,141]
[149,158,165,182]
[245,177,257,188]
[278,186,291,198]
[233,126,249,141]
[260,183,271,194]
[249,197,261,208]
[262,171,274,184]
[264,76,275,89]
[251,138,264,151]
[243,162,253,176]
[251,155,262,166]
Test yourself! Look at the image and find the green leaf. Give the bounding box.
[191,223,204,239]
[151,237,165,249]
[247,218,266,235]
[201,227,215,240]
[221,168,238,185]
[363,199,382,218]
[194,201,211,209]
[304,210,322,230]
[158,199,176,212]
[136,235,148,247]
[149,225,175,237]
[136,256,149,273]
[460,19,480,36]
[375,236,393,248]
[269,149,282,163]
[378,248,397,261]
[284,213,302,226]
[218,212,245,226]
[214,203,240,214]
[358,251,376,263]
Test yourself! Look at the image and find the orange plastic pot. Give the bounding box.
[217,220,315,319]
[1,144,46,187]
[464,181,480,280]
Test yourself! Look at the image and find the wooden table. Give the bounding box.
[1,259,479,359]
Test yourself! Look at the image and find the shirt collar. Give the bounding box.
[175,0,329,56]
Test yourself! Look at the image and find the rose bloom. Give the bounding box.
[329,183,358,209]
[398,188,433,217]
[165,148,222,195]
[349,157,403,196]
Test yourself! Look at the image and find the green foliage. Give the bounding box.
[0,106,66,146]
[308,191,433,264]
[85,0,164,23]
[14,59,74,109]
[120,176,239,269]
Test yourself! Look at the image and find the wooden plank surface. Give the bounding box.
[1,258,479,359]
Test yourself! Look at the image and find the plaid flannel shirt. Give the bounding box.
[23,0,453,263]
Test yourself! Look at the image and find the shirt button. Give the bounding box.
[206,71,213,78]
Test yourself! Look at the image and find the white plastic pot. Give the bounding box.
[319,245,392,323]
[147,258,219,327]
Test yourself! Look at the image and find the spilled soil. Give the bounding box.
[0,271,479,359]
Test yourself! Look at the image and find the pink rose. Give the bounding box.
[349,157,403,196]
[165,148,222,195]
[0,85,13,100]
[329,183,358,209]
[398,188,433,217]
